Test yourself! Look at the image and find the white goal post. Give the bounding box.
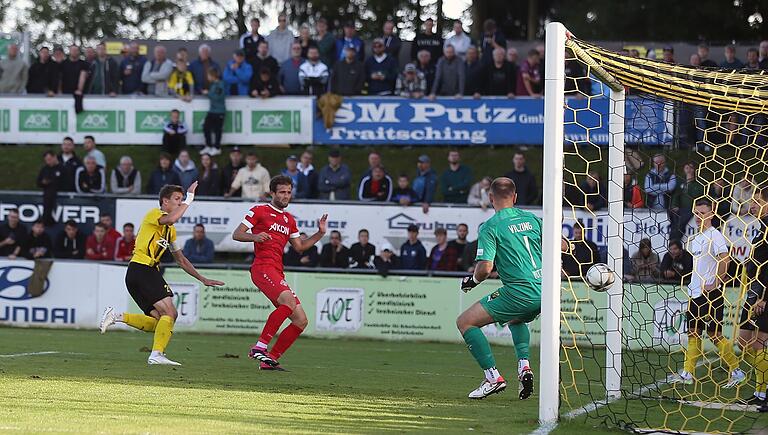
[539,22,626,424]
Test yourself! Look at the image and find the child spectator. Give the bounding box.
[391,174,418,206]
[114,223,136,262]
[202,67,226,156]
[161,109,188,155]
[168,59,194,101]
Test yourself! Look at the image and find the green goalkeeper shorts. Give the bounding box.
[479,285,541,325]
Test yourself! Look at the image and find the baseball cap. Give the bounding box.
[404,63,416,72]
[407,224,419,233]
[287,154,298,161]
[379,241,394,254]
[230,146,241,153]
[417,155,430,163]
[329,149,341,158]
[234,48,245,56]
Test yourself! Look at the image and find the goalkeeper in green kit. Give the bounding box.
[457,177,542,400]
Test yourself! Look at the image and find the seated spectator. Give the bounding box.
[631,238,659,282]
[197,153,222,196]
[464,46,484,97]
[173,150,198,192]
[27,46,57,95]
[227,152,271,200]
[146,153,182,194]
[161,109,188,155]
[183,224,215,264]
[561,222,598,277]
[318,149,351,200]
[335,22,365,62]
[141,45,174,96]
[279,43,304,95]
[395,63,427,98]
[168,58,194,101]
[644,154,677,210]
[516,49,542,97]
[415,50,436,94]
[221,147,244,197]
[330,46,365,96]
[250,66,281,98]
[88,43,119,96]
[428,227,459,271]
[223,49,253,95]
[22,220,52,260]
[440,149,472,203]
[444,20,471,58]
[448,223,469,258]
[284,232,319,267]
[365,38,398,96]
[731,177,754,216]
[381,20,402,59]
[580,171,606,211]
[113,223,135,262]
[189,44,220,93]
[374,242,400,277]
[359,166,393,202]
[320,230,350,268]
[503,152,538,205]
[111,156,141,195]
[721,45,744,69]
[85,223,115,261]
[430,44,464,98]
[296,151,318,199]
[400,224,427,270]
[0,208,26,258]
[659,239,693,284]
[468,176,492,210]
[249,40,279,77]
[297,24,318,58]
[0,43,27,94]
[83,135,106,169]
[75,156,106,194]
[281,155,300,196]
[53,220,85,259]
[99,213,121,245]
[623,173,644,208]
[298,47,329,96]
[58,137,82,193]
[349,229,376,269]
[391,174,418,206]
[481,47,517,97]
[120,42,146,95]
[413,155,438,213]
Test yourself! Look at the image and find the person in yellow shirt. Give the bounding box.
[99,182,224,365]
[168,59,194,101]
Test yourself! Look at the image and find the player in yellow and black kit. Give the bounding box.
[99,182,224,365]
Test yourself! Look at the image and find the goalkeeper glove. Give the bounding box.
[461,275,480,293]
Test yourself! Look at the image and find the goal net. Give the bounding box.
[541,22,768,433]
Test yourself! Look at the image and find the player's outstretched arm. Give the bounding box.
[289,214,328,253]
[171,249,225,287]
[159,181,197,226]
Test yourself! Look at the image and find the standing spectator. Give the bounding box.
[58,137,81,192]
[296,150,318,199]
[374,243,400,276]
[358,165,393,201]
[516,49,542,96]
[75,156,106,194]
[336,22,365,62]
[221,147,244,197]
[731,177,755,216]
[223,49,253,95]
[110,156,141,195]
[99,213,121,245]
[83,135,106,168]
[760,40,768,65]
[468,176,492,210]
[84,46,96,64]
[0,43,28,94]
[381,20,402,61]
[460,227,479,272]
[624,173,644,208]
[579,171,607,211]
[279,43,304,95]
[479,19,506,65]
[250,66,281,98]
[428,227,459,271]
[316,18,336,68]
[0,209,26,258]
[189,44,219,93]
[183,224,215,264]
[400,224,427,270]
[299,47,329,96]
[746,47,761,70]
[644,154,677,210]
[330,46,365,95]
[430,45,464,98]
[506,47,519,65]
[415,50,436,94]
[141,45,174,96]
[697,43,719,68]
[670,162,704,240]
[250,40,279,77]
[22,221,52,260]
[448,223,469,258]
[721,45,744,69]
[395,63,427,98]
[266,14,294,63]
[444,21,471,59]
[659,239,693,284]
[85,223,115,261]
[411,18,442,65]
[365,38,398,95]
[284,232,319,267]
[202,67,226,155]
[197,153,222,196]
[297,24,318,59]
[503,152,538,205]
[481,47,517,97]
[662,46,675,63]
[53,220,85,259]
[281,155,300,196]
[227,152,271,200]
[349,229,376,269]
[464,46,484,97]
[26,47,57,95]
[361,150,383,179]
[113,223,136,262]
[440,149,472,203]
[631,238,659,282]
[87,43,119,96]
[392,174,418,206]
[240,18,265,65]
[173,150,198,191]
[413,155,438,213]
[119,41,146,94]
[51,45,65,87]
[168,58,194,101]
[60,45,89,95]
[161,109,188,155]
[320,230,350,268]
[318,149,352,200]
[146,153,182,194]
[561,222,599,277]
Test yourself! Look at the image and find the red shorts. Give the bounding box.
[250,266,300,307]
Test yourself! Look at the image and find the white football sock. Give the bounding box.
[150,350,162,358]
[484,367,501,382]
[255,341,268,350]
[518,359,530,375]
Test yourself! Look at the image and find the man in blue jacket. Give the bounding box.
[189,44,220,93]
[336,22,365,62]
[400,224,427,270]
[317,149,351,200]
[183,224,215,264]
[223,49,253,95]
[413,155,438,213]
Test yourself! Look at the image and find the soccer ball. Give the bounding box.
[584,263,615,292]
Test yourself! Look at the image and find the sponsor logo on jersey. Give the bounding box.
[269,222,290,235]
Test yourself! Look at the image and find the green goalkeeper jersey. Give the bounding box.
[475,207,543,296]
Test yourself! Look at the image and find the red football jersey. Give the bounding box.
[242,203,299,272]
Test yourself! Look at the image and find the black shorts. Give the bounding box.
[125,262,173,316]
[739,284,768,332]
[687,288,724,334]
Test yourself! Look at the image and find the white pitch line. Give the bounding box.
[0,351,84,358]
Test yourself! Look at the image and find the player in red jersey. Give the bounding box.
[232,175,327,370]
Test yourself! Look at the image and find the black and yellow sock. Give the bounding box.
[152,315,175,353]
[122,313,158,332]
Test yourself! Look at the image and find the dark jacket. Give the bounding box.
[358,174,393,202]
[87,57,120,94]
[374,254,400,276]
[27,60,58,94]
[75,166,106,194]
[60,58,89,94]
[250,74,281,97]
[284,244,319,267]
[400,240,427,270]
[411,33,443,64]
[317,164,352,200]
[183,237,215,264]
[579,180,607,211]
[146,167,182,194]
[382,34,402,60]
[659,250,694,284]
[464,60,485,95]
[37,163,66,194]
[440,165,473,203]
[53,231,86,259]
[330,59,365,96]
[459,239,478,271]
[0,222,27,256]
[412,168,438,203]
[320,243,350,268]
[482,61,517,96]
[23,232,53,260]
[249,55,279,77]
[349,242,376,269]
[197,167,221,196]
[58,154,82,192]
[562,239,599,277]
[189,58,220,93]
[416,63,436,95]
[365,55,399,96]
[391,187,419,204]
[747,217,768,301]
[119,55,146,94]
[296,168,318,199]
[222,162,245,197]
[504,167,538,205]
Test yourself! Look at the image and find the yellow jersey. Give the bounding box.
[131,208,179,268]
